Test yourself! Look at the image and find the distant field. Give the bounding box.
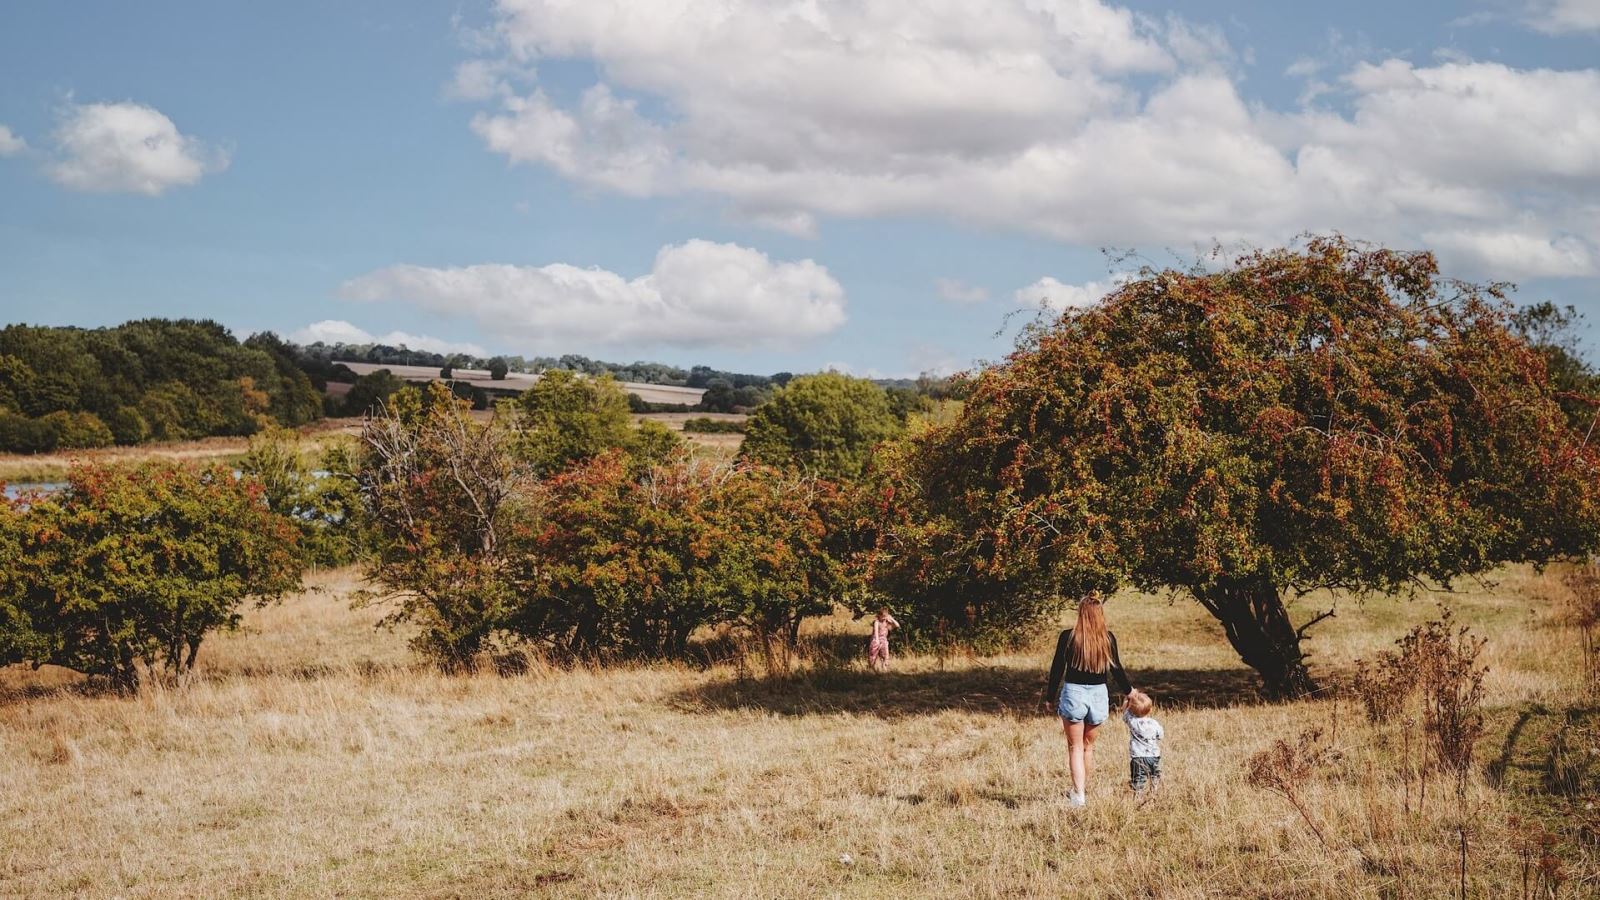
[0,410,745,484]
[637,411,747,454]
[0,419,362,484]
[2,566,1593,897]
[338,362,708,408]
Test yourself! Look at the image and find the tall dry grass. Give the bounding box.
[1,566,1594,897]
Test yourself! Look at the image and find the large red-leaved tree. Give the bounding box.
[875,237,1600,698]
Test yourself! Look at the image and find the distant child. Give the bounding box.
[1123,689,1163,795]
[868,608,900,672]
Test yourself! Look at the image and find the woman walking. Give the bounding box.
[1042,595,1133,807]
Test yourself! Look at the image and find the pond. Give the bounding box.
[3,482,66,500]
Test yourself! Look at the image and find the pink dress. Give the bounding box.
[868,618,893,663]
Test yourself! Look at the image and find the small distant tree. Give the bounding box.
[513,369,634,474]
[880,237,1600,697]
[241,428,365,567]
[43,410,114,449]
[359,384,527,668]
[341,369,406,417]
[488,357,510,381]
[741,372,903,481]
[3,462,301,690]
[699,378,737,413]
[440,364,454,379]
[628,418,684,469]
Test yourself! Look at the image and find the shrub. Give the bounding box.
[2,461,302,689]
[359,385,528,669]
[682,417,746,434]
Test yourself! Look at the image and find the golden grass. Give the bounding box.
[1,567,1594,898]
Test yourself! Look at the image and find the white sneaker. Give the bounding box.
[1068,791,1086,808]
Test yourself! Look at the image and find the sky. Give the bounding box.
[0,1,1597,377]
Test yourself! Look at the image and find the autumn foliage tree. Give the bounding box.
[875,237,1600,697]
[358,384,529,669]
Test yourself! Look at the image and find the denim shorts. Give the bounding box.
[1056,682,1110,725]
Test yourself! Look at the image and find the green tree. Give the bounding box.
[43,410,114,449]
[878,237,1600,698]
[1510,302,1600,433]
[741,372,903,481]
[699,378,737,413]
[341,368,407,417]
[514,369,634,474]
[488,357,510,380]
[3,462,301,690]
[628,418,685,469]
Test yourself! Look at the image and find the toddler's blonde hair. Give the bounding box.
[1128,691,1154,717]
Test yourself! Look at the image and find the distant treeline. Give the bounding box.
[0,321,321,453]
[0,320,961,452]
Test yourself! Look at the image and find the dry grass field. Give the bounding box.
[2,567,1596,898]
[0,420,364,484]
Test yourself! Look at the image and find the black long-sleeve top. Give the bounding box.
[1043,628,1132,706]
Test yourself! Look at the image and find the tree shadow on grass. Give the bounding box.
[668,663,1265,720]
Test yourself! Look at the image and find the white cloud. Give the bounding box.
[339,239,846,351]
[0,125,25,157]
[455,1,1600,280]
[288,320,488,357]
[47,101,226,195]
[935,278,989,304]
[1523,0,1600,34]
[1016,276,1121,312]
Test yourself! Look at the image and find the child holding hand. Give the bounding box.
[1123,689,1163,794]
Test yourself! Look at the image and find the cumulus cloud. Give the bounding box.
[1016,276,1122,312]
[0,125,25,157]
[47,101,226,195]
[1523,0,1600,33]
[288,320,488,357]
[935,278,990,304]
[339,239,846,351]
[454,0,1600,279]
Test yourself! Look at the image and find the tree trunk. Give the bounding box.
[1195,576,1318,700]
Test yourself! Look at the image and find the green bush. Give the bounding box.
[1,461,302,689]
[681,417,746,434]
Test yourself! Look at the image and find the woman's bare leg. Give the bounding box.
[1082,721,1100,793]
[1063,719,1086,797]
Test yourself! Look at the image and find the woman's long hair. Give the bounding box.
[1068,595,1111,673]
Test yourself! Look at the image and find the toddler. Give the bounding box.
[1123,689,1163,794]
[867,608,899,672]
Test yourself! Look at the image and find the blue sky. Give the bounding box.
[1,1,1597,377]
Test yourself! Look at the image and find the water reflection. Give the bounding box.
[2,482,66,500]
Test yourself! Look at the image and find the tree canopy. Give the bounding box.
[0,320,322,452]
[741,372,903,481]
[874,237,1600,697]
